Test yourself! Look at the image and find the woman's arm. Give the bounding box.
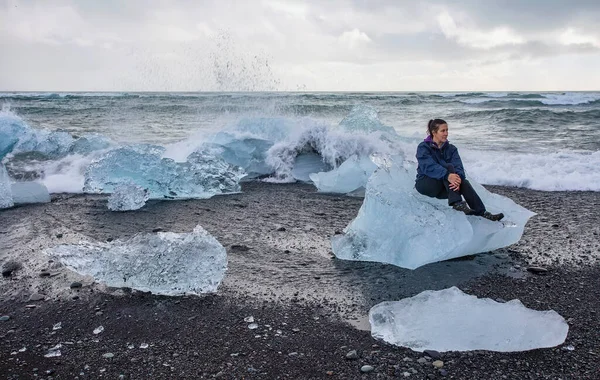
[449,147,466,179]
[416,144,448,180]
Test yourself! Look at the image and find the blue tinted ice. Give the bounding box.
[370,287,568,352]
[310,155,377,194]
[11,182,51,204]
[332,156,534,269]
[0,164,14,209]
[47,226,227,295]
[108,183,149,211]
[83,145,244,199]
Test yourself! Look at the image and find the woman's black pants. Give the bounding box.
[415,167,485,215]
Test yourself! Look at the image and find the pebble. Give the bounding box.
[439,369,448,376]
[25,304,37,309]
[424,349,441,359]
[70,282,83,289]
[417,358,428,364]
[345,350,358,360]
[0,315,10,321]
[526,266,548,274]
[93,326,104,334]
[403,372,411,377]
[39,271,51,277]
[275,225,286,231]
[56,233,63,238]
[2,261,22,277]
[29,293,45,301]
[432,360,444,369]
[243,316,254,323]
[102,353,114,358]
[360,365,374,373]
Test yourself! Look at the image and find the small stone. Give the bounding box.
[152,227,163,233]
[417,358,428,364]
[0,315,10,321]
[361,365,374,373]
[402,357,413,362]
[53,322,62,330]
[102,353,114,359]
[243,316,254,323]
[25,304,37,309]
[275,225,286,232]
[140,343,149,349]
[432,360,444,369]
[424,349,441,359]
[29,293,45,301]
[214,371,224,378]
[39,271,51,277]
[526,266,548,274]
[439,369,448,376]
[231,244,250,251]
[403,372,411,377]
[248,323,258,329]
[56,233,63,238]
[326,370,334,376]
[345,350,358,360]
[2,261,22,277]
[70,282,83,289]
[93,326,104,334]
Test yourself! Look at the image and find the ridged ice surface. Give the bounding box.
[370,287,569,352]
[0,164,14,209]
[107,183,149,211]
[310,155,377,194]
[332,156,535,269]
[83,145,244,199]
[46,226,227,295]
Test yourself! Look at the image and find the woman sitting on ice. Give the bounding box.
[415,118,504,221]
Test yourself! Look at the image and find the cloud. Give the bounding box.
[1,0,599,90]
[338,28,372,49]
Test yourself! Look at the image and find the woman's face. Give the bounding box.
[432,123,448,144]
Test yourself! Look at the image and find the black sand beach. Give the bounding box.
[1,182,599,379]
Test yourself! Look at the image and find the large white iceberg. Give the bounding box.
[310,155,377,194]
[332,156,534,269]
[370,287,568,352]
[46,226,227,295]
[84,145,244,199]
[0,164,14,209]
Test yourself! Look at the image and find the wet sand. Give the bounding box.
[1,182,599,379]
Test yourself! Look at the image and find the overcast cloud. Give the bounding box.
[1,0,599,91]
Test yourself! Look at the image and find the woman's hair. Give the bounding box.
[427,119,447,137]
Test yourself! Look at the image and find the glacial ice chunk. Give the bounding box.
[369,287,568,352]
[310,155,377,194]
[291,153,331,182]
[10,182,51,204]
[84,145,244,199]
[46,226,227,295]
[332,156,534,269]
[210,132,274,178]
[0,164,14,209]
[107,183,149,211]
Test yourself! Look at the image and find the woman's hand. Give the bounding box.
[448,173,461,191]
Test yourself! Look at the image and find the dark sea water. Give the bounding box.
[1,91,599,192]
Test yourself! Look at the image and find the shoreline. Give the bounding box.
[1,182,599,378]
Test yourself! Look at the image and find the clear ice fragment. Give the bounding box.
[84,145,244,199]
[11,182,51,204]
[107,183,149,211]
[370,287,569,352]
[0,164,13,209]
[310,155,377,194]
[47,226,227,296]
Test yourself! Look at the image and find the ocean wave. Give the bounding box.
[461,149,600,192]
[451,108,600,126]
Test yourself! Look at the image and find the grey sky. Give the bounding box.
[1,0,599,91]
